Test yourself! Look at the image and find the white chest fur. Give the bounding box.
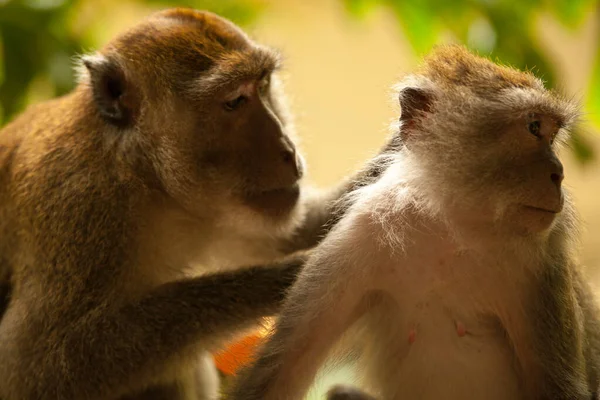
[349,214,533,400]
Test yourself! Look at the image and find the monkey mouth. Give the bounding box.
[522,205,561,214]
[244,184,301,216]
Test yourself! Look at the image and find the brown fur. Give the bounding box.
[0,9,363,400]
[419,46,540,93]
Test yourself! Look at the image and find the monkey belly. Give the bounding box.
[359,299,524,400]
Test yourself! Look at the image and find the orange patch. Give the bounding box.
[214,333,263,375]
[213,319,273,375]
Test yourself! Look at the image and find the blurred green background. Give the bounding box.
[0,0,599,160]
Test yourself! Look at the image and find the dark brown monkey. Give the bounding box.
[0,8,384,400]
[229,46,600,400]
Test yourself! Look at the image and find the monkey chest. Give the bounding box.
[360,262,527,399]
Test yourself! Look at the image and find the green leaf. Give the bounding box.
[342,0,380,18]
[484,5,557,86]
[0,0,78,123]
[386,0,439,54]
[0,31,4,87]
[546,0,596,29]
[0,24,39,119]
[143,0,266,26]
[587,44,600,130]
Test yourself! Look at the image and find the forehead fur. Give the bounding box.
[397,45,579,128]
[101,8,276,87]
[419,45,544,94]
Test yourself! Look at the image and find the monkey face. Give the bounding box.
[80,9,305,227]
[397,91,574,237]
[184,74,305,222]
[446,110,571,236]
[484,113,566,234]
[420,110,569,236]
[392,46,580,237]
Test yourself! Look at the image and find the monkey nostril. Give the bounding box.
[282,149,295,164]
[551,172,564,186]
[296,154,304,179]
[281,149,302,179]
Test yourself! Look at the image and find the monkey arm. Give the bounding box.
[502,258,591,399]
[0,256,305,400]
[230,224,374,400]
[530,261,590,399]
[573,267,600,396]
[530,260,600,399]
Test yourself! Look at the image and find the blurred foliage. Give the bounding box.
[0,0,598,160]
[591,42,600,129]
[0,0,79,121]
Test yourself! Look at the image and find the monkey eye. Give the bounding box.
[528,120,541,138]
[224,95,247,111]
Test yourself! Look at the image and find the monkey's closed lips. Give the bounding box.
[522,192,564,215]
[245,184,301,211]
[522,205,561,214]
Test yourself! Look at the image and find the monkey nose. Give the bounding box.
[551,171,563,186]
[295,153,304,179]
[281,148,302,179]
[279,134,303,180]
[550,163,564,189]
[282,148,295,165]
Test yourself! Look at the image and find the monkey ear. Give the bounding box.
[82,54,138,127]
[398,86,432,126]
